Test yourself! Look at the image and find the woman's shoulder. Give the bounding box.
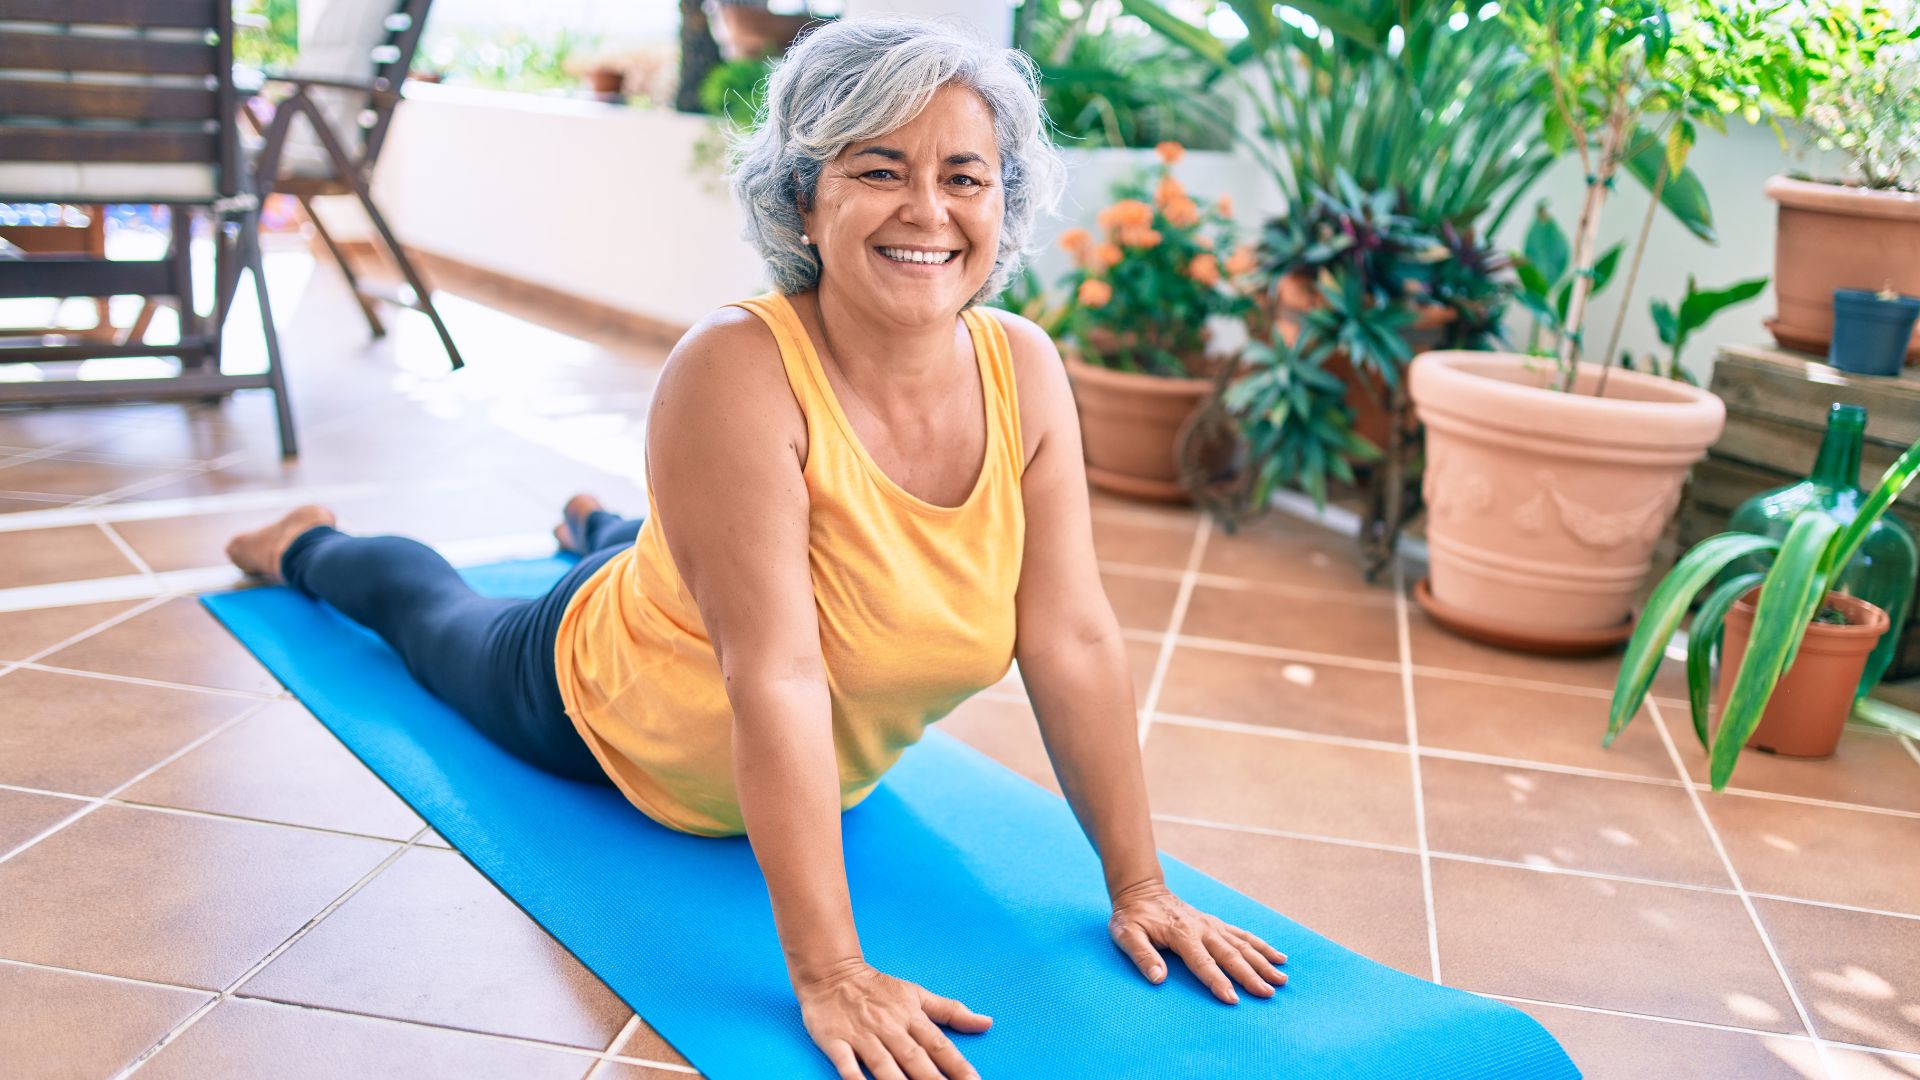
[651,301,808,466]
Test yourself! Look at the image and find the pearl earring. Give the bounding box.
[802,232,813,245]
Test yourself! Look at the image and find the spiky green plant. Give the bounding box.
[1608,438,1920,790]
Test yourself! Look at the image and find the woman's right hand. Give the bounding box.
[795,958,992,1080]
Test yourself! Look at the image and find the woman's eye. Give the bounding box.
[950,175,981,187]
[863,169,899,180]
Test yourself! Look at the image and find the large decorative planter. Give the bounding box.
[1064,348,1219,503]
[1765,176,1920,359]
[1721,589,1890,758]
[1408,351,1726,650]
[1273,270,1454,450]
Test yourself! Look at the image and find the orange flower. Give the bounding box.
[1188,253,1220,287]
[1116,199,1154,229]
[1193,233,1214,249]
[1154,174,1187,208]
[1096,205,1121,232]
[1091,241,1123,271]
[1078,278,1113,307]
[1225,244,1258,277]
[1163,197,1201,229]
[1058,227,1092,256]
[1215,194,1234,218]
[1117,225,1162,249]
[1156,141,1186,165]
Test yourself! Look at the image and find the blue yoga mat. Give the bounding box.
[203,557,1579,1079]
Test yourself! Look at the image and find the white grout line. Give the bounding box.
[18,662,283,702]
[1137,515,1211,746]
[96,521,156,578]
[1643,697,1836,1079]
[0,529,559,612]
[0,481,395,533]
[1901,734,1920,769]
[13,592,172,666]
[1392,562,1442,987]
[1481,992,1818,1043]
[1089,503,1199,533]
[583,1014,646,1080]
[0,700,268,867]
[1152,711,1410,756]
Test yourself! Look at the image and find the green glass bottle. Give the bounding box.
[1727,403,1918,694]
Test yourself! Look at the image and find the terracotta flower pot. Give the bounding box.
[586,69,625,96]
[1408,351,1726,645]
[1273,270,1454,450]
[1719,589,1890,758]
[1063,347,1221,503]
[1764,176,1920,360]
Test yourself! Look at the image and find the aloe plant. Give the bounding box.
[1608,436,1920,789]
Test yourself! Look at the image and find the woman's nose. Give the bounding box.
[898,177,949,229]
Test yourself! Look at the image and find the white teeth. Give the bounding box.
[879,247,955,265]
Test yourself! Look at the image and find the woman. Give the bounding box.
[227,17,1286,1080]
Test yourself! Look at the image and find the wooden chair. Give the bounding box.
[0,0,297,455]
[242,0,462,369]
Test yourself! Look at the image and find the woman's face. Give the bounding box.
[801,82,1004,325]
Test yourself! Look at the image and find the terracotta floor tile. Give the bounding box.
[1829,1049,1920,1079]
[1431,859,1801,1033]
[120,701,425,841]
[599,1064,709,1080]
[0,961,212,1080]
[1421,757,1729,887]
[1180,583,1400,662]
[0,492,80,513]
[1157,645,1406,744]
[0,406,149,448]
[0,600,134,661]
[0,454,186,498]
[1704,794,1920,915]
[0,667,257,795]
[1142,721,1416,846]
[418,827,453,849]
[0,524,138,589]
[1672,725,1920,815]
[1757,898,1920,1055]
[0,804,393,989]
[1100,570,1180,633]
[1199,514,1381,596]
[1412,674,1678,779]
[0,788,86,854]
[242,846,629,1049]
[113,508,314,575]
[137,996,594,1080]
[1154,820,1431,979]
[39,596,284,695]
[933,696,1058,795]
[1091,516,1196,569]
[1507,1000,1830,1080]
[1405,606,1689,701]
[611,1015,692,1067]
[1088,487,1199,525]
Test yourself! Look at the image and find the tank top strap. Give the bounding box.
[725,292,825,424]
[960,305,1025,481]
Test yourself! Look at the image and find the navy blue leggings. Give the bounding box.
[278,510,643,783]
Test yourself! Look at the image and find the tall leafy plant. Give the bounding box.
[1608,438,1920,789]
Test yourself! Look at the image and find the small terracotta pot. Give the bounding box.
[1408,351,1726,642]
[1063,347,1222,503]
[586,69,625,96]
[1719,589,1890,758]
[1764,176,1920,360]
[1273,270,1454,450]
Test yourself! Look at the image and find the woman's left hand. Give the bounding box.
[1108,879,1288,1003]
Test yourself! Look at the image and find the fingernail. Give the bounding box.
[1149,965,1163,980]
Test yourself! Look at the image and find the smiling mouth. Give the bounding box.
[876,246,959,265]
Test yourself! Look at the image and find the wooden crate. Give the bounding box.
[1680,343,1920,677]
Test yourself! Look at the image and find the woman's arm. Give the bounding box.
[995,310,1288,1003]
[648,311,989,1080]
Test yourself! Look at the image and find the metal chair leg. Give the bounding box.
[244,212,298,457]
[299,194,386,338]
[355,188,463,370]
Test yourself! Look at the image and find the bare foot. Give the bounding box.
[226,505,337,583]
[554,493,604,555]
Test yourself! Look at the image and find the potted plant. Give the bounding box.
[1764,7,1920,357]
[1055,142,1260,502]
[1405,0,1811,652]
[1830,286,1920,376]
[1121,0,1550,574]
[1606,428,1920,786]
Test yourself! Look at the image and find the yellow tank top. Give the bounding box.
[553,291,1026,836]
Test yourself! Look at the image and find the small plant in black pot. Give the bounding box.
[1829,285,1920,376]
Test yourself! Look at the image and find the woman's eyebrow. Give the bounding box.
[850,147,988,167]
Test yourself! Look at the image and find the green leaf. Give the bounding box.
[1625,137,1715,243]
[1853,696,1920,738]
[1686,571,1766,750]
[1828,439,1920,590]
[1676,276,1769,339]
[1709,514,1843,790]
[1650,299,1679,348]
[1113,0,1228,67]
[1589,243,1625,295]
[1523,205,1570,288]
[1280,0,1380,46]
[1665,119,1695,176]
[1607,532,1782,746]
[1222,0,1273,50]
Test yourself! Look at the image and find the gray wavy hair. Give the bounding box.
[726,16,1066,307]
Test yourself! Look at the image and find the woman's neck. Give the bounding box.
[806,286,964,416]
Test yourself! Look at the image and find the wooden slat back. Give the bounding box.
[0,126,216,164]
[0,30,215,77]
[1,0,217,28]
[0,81,216,122]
